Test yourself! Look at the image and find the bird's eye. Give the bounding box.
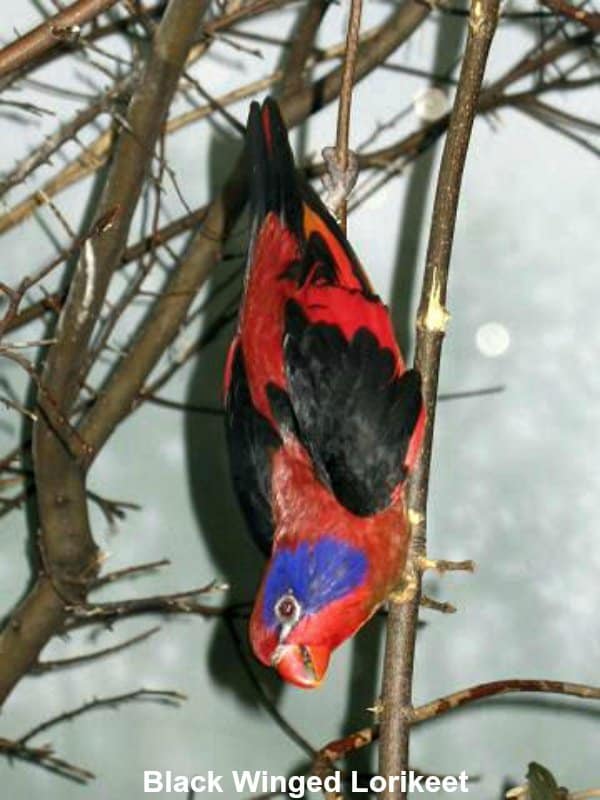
[275,593,301,625]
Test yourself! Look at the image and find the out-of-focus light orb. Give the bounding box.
[476,321,510,357]
[413,87,449,122]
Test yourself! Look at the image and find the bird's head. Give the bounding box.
[249,537,372,688]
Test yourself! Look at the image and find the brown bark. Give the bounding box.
[378,0,501,794]
[0,0,120,80]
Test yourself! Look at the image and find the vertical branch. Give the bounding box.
[0,0,210,707]
[333,0,363,232]
[378,0,500,795]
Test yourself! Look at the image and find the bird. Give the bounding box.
[223,97,425,689]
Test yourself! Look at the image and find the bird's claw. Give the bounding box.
[420,594,456,614]
[416,557,474,614]
[388,556,474,609]
[388,566,419,605]
[418,557,476,575]
[321,146,359,219]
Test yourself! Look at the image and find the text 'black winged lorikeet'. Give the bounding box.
[224,98,425,689]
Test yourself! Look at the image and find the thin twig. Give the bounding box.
[332,0,362,231]
[0,736,95,783]
[92,558,171,588]
[0,75,134,199]
[410,678,600,723]
[312,676,600,770]
[0,29,371,237]
[19,688,186,744]
[31,627,160,672]
[65,581,227,628]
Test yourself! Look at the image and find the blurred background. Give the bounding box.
[0,1,599,797]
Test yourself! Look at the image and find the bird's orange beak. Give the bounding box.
[272,644,330,689]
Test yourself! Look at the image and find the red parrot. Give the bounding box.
[224,98,425,689]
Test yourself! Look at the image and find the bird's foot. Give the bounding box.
[417,556,476,575]
[321,146,359,219]
[388,556,474,609]
[388,586,458,614]
[420,594,456,614]
[388,556,473,609]
[388,566,419,605]
[417,556,474,613]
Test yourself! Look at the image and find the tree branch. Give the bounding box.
[65,582,226,627]
[378,0,501,795]
[332,0,363,231]
[31,626,161,673]
[0,687,184,782]
[0,11,422,238]
[0,0,120,80]
[0,735,95,783]
[410,678,600,722]
[4,29,593,343]
[18,688,185,744]
[313,677,600,771]
[0,0,211,708]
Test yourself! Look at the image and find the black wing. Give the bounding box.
[225,344,281,555]
[283,300,423,517]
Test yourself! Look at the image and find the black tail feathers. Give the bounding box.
[246,98,303,241]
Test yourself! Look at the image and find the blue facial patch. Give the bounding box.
[262,537,368,630]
